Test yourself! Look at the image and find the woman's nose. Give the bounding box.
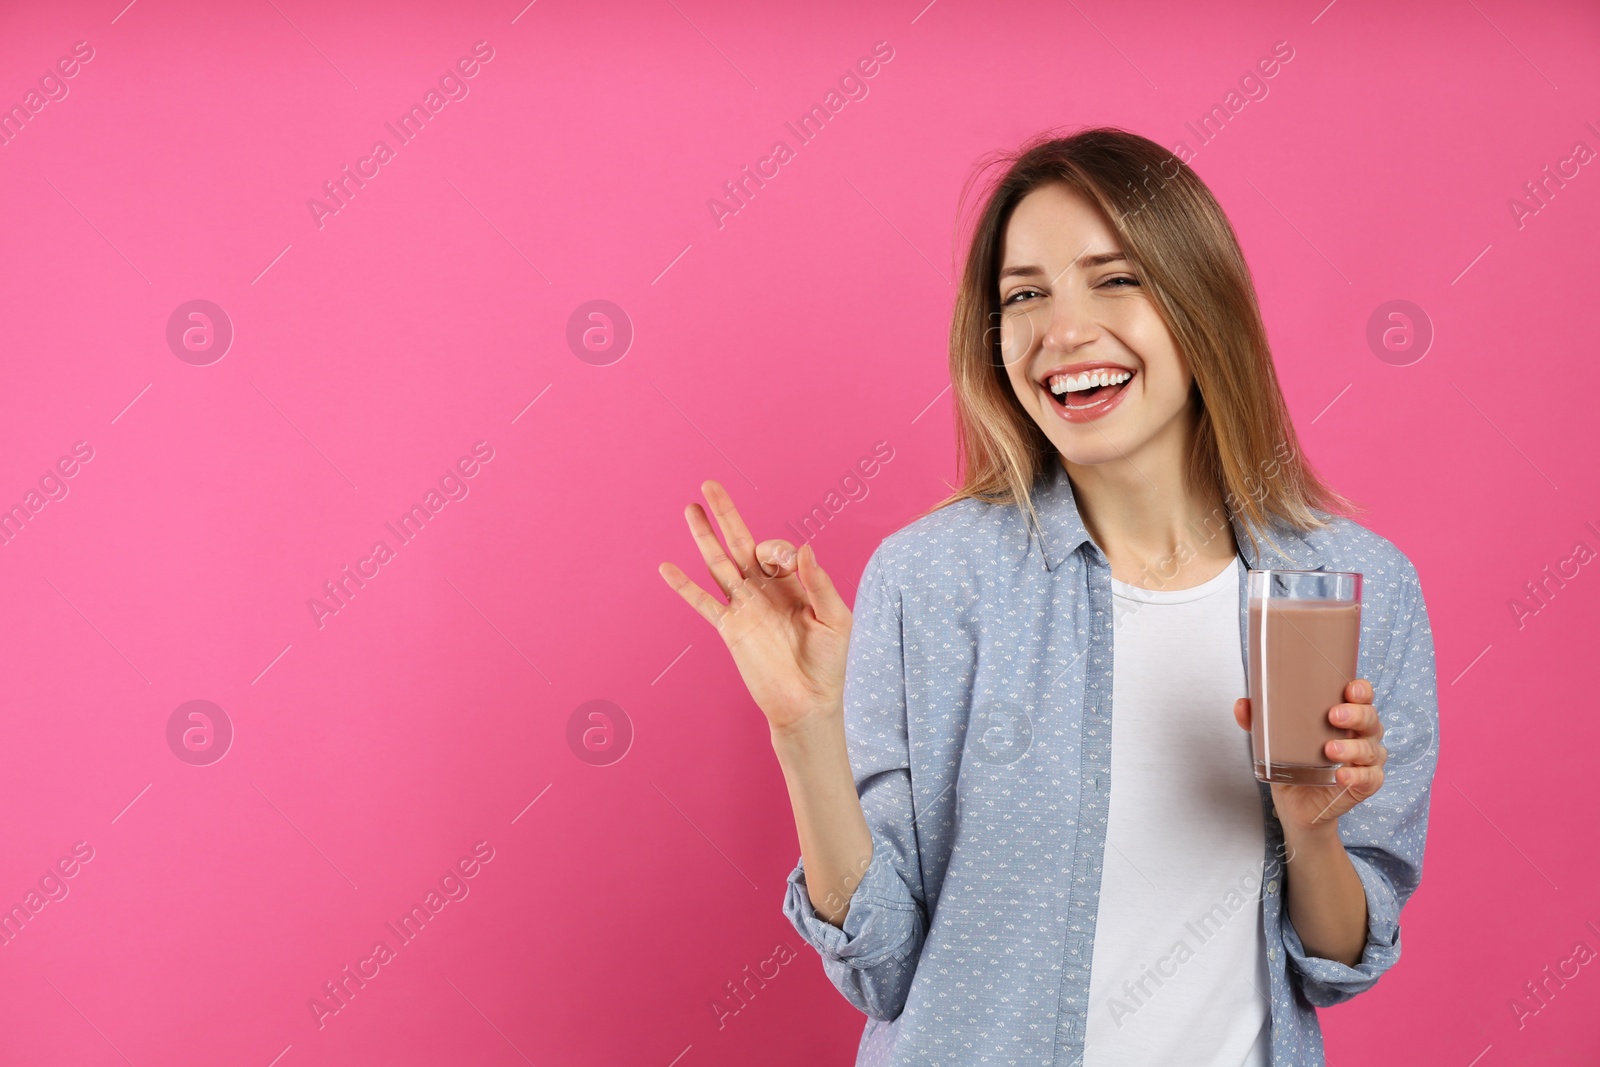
[1043,288,1098,351]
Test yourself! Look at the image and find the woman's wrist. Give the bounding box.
[1279,806,1346,848]
[769,706,848,764]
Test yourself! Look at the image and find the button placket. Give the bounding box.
[1054,548,1114,1064]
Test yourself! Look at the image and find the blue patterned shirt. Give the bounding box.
[783,458,1440,1065]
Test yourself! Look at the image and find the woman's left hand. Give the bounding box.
[1233,678,1386,835]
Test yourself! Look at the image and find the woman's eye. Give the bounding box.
[1002,289,1041,305]
[1100,275,1140,288]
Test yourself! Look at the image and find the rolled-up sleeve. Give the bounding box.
[782,544,928,1022]
[1283,558,1439,1007]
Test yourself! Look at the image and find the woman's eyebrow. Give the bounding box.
[998,251,1129,281]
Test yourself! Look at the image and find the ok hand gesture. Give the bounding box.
[658,480,853,735]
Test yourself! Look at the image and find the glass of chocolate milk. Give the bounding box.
[1246,569,1363,785]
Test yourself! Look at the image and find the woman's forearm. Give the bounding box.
[1281,820,1369,967]
[771,712,874,928]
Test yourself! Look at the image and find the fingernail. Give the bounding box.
[1333,707,1347,724]
[778,548,794,565]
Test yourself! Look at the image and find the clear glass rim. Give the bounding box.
[1246,568,1361,578]
[1247,568,1362,601]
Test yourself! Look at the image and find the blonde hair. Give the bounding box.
[921,125,1359,557]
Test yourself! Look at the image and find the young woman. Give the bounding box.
[658,127,1439,1066]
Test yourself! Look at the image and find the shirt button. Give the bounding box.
[1269,947,1277,960]
[1267,880,1279,894]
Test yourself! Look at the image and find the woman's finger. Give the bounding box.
[656,559,729,630]
[1330,700,1381,738]
[1327,736,1386,766]
[795,543,851,630]
[701,480,762,579]
[684,501,747,598]
[755,537,800,578]
[1334,762,1385,800]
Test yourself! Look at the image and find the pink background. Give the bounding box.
[0,0,1596,1063]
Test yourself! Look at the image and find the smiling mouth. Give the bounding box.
[1044,368,1134,410]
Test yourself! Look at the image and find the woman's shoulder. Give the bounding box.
[859,493,1027,591]
[1294,511,1425,602]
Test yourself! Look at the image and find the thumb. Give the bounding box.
[794,543,849,627]
[1233,697,1251,731]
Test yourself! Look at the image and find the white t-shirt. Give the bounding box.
[1084,555,1272,1066]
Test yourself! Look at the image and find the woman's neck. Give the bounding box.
[1061,430,1238,592]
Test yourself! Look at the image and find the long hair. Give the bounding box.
[920,125,1358,558]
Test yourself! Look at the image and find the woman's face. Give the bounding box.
[997,182,1195,471]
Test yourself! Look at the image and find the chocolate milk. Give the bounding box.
[1247,597,1361,784]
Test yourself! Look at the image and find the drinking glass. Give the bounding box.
[1246,569,1363,785]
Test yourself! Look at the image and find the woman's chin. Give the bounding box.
[1054,443,1131,469]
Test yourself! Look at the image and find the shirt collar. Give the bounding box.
[1028,457,1322,573]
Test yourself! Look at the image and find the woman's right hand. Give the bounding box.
[658,479,853,735]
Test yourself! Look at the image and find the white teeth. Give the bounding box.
[1048,369,1132,395]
